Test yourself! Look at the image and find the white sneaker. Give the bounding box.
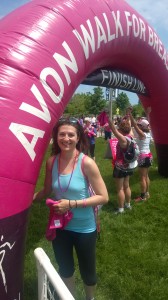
[114,209,125,215]
[145,192,150,199]
[124,204,132,210]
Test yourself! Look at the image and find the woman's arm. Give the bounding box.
[108,119,128,149]
[81,156,109,206]
[33,156,54,202]
[126,108,145,139]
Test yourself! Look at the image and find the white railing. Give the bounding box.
[34,247,75,300]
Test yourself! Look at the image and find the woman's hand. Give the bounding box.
[33,192,42,202]
[126,107,133,115]
[53,199,70,214]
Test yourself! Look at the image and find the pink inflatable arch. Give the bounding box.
[0,0,168,298]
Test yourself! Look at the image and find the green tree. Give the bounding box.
[115,92,131,115]
[111,100,118,115]
[131,103,146,118]
[84,87,106,115]
[64,93,87,115]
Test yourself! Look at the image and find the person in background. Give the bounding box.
[95,120,101,137]
[127,108,153,202]
[33,117,109,300]
[103,121,112,140]
[84,120,97,161]
[79,114,84,127]
[91,115,96,126]
[109,116,137,214]
[99,124,104,137]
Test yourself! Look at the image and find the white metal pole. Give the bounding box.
[109,88,113,119]
[34,248,75,300]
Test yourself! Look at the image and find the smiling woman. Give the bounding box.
[33,118,109,299]
[51,117,89,155]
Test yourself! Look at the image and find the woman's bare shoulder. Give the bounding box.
[83,155,99,174]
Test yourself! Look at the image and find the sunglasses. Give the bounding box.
[58,117,79,125]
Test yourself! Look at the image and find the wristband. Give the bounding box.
[75,200,77,208]
[69,200,72,209]
[83,198,87,208]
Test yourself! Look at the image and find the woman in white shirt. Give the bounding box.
[127,109,153,202]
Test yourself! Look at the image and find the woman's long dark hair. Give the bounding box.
[51,118,89,155]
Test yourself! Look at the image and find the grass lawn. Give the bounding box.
[24,138,168,300]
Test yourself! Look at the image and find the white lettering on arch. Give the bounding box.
[139,18,146,40]
[124,11,132,36]
[125,11,146,41]
[132,14,140,38]
[112,11,124,38]
[73,20,95,59]
[19,84,51,123]
[94,16,107,49]
[53,41,78,85]
[9,123,45,161]
[40,67,64,103]
[103,13,115,41]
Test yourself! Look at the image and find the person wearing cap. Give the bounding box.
[127,108,153,202]
[109,116,137,214]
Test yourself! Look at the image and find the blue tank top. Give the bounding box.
[52,153,96,233]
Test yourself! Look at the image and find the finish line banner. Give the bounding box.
[82,69,148,96]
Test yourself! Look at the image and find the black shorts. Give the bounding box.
[113,166,134,178]
[89,144,95,158]
[138,156,152,168]
[105,131,112,140]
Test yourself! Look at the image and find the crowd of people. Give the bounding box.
[33,109,153,300]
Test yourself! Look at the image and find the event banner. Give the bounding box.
[82,69,148,96]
